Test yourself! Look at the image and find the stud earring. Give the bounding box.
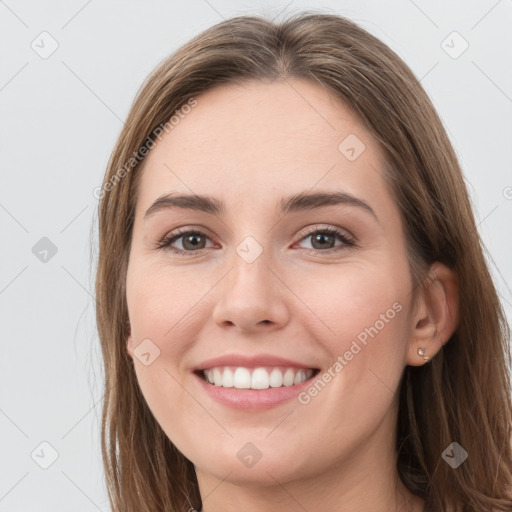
[417,347,430,362]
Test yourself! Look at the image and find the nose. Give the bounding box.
[211,248,290,334]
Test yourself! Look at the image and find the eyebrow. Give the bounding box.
[143,190,378,221]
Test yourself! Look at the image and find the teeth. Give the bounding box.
[222,367,234,388]
[283,368,295,386]
[213,368,223,386]
[202,366,314,390]
[269,368,283,387]
[294,369,306,385]
[251,368,269,389]
[233,367,251,389]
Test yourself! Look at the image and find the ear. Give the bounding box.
[127,336,134,359]
[406,262,459,366]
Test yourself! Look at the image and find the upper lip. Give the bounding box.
[193,354,319,372]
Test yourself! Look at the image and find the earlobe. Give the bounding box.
[406,262,459,366]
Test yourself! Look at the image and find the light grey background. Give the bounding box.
[1,0,511,510]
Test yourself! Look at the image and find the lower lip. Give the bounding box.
[193,372,316,410]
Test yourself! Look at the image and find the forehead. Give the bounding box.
[135,78,389,215]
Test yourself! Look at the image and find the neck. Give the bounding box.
[196,470,424,512]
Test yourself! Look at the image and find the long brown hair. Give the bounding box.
[95,11,512,512]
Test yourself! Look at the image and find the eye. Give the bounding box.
[294,226,356,254]
[154,228,214,254]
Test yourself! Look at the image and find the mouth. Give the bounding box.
[195,366,321,390]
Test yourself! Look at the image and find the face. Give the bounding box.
[126,78,417,487]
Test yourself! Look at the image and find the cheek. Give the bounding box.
[125,262,197,403]
[125,261,208,449]
[296,261,409,334]
[285,266,411,449]
[290,262,411,385]
[126,260,205,345]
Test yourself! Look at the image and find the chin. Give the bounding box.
[191,442,313,487]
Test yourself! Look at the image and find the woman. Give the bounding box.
[95,11,512,512]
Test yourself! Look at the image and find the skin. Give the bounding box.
[125,78,458,512]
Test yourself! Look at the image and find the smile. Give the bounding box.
[200,366,318,390]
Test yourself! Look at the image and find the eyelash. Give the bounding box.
[153,225,356,256]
